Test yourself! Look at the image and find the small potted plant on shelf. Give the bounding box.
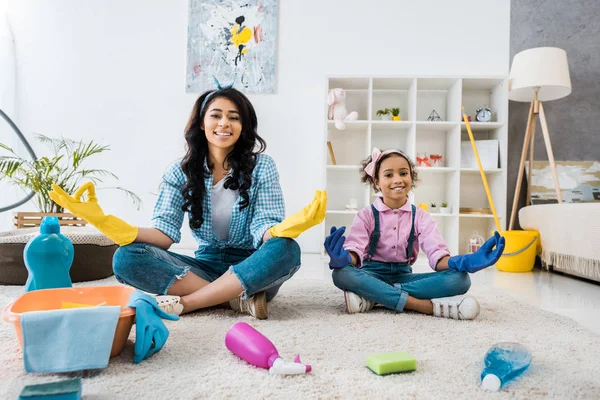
[429,203,437,214]
[0,134,141,228]
[440,202,451,214]
[376,108,392,121]
[391,108,401,121]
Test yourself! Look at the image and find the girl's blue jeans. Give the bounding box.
[112,237,301,301]
[332,261,471,312]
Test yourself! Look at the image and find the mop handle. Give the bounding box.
[462,106,502,232]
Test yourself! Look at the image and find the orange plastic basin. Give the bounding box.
[2,285,136,357]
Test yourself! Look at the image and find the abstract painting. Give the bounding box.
[186,0,277,93]
[525,160,600,203]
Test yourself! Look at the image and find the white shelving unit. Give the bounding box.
[324,76,508,256]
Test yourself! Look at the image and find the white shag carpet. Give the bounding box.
[1,276,599,400]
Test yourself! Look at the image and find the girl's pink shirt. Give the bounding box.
[343,197,450,270]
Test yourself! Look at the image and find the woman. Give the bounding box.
[50,86,326,319]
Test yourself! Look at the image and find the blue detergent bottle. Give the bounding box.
[23,216,75,291]
[481,342,532,391]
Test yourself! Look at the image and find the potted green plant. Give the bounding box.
[376,108,392,121]
[0,134,141,227]
[391,108,402,121]
[440,202,451,214]
[430,202,437,214]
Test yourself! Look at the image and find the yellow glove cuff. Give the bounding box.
[99,216,139,246]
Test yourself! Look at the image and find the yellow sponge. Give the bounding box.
[366,351,417,375]
[60,301,107,309]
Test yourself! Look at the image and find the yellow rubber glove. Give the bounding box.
[49,182,138,246]
[269,190,327,239]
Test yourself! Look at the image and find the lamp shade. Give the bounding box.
[509,47,572,102]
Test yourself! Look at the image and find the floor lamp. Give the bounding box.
[508,47,572,230]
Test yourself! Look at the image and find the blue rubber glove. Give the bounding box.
[127,291,180,364]
[324,226,352,269]
[448,231,506,273]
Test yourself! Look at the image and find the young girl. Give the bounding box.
[324,148,504,320]
[50,85,327,320]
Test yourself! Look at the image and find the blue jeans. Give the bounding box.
[113,237,301,301]
[332,261,471,312]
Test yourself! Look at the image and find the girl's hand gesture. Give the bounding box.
[269,190,327,238]
[324,226,351,269]
[448,231,505,273]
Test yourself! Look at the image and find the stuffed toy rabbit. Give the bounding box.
[327,88,358,130]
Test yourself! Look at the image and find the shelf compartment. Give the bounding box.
[413,170,460,216]
[371,78,414,120]
[459,173,505,212]
[416,124,460,169]
[416,78,462,122]
[461,78,507,124]
[458,218,501,255]
[326,168,367,210]
[327,126,367,166]
[371,123,412,154]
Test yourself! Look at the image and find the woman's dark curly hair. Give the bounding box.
[181,87,266,230]
[360,150,418,192]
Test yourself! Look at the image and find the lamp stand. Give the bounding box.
[509,94,562,230]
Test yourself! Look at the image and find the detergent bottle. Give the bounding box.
[481,342,532,391]
[225,322,311,375]
[23,216,74,291]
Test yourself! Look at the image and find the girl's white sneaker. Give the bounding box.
[431,295,480,320]
[344,291,375,314]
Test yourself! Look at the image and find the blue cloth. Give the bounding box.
[21,306,120,373]
[113,237,301,300]
[127,291,179,364]
[151,154,285,252]
[448,231,506,273]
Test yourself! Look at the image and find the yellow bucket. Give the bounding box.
[494,230,539,272]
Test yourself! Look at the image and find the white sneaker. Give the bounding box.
[431,295,480,320]
[344,291,375,314]
[229,291,267,319]
[155,295,184,316]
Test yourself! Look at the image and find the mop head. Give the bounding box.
[366,351,417,375]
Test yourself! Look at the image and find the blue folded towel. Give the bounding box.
[127,291,179,364]
[21,306,120,373]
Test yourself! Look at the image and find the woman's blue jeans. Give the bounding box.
[332,261,471,312]
[113,237,301,301]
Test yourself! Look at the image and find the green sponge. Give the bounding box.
[366,351,417,375]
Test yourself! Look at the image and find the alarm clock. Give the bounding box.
[476,106,492,122]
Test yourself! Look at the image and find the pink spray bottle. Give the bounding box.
[225,322,311,375]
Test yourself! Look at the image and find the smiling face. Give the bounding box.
[375,154,413,209]
[202,97,242,153]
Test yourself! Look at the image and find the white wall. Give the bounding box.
[1,0,510,252]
